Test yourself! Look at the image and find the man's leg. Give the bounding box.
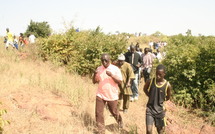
[117,92,123,110]
[155,117,166,134]
[146,125,153,134]
[143,68,148,82]
[132,73,139,100]
[95,97,106,134]
[5,41,9,50]
[123,95,130,112]
[156,127,165,134]
[107,100,123,128]
[146,113,154,134]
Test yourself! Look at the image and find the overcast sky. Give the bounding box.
[0,0,215,36]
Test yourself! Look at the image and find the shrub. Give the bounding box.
[163,35,215,112]
[38,27,127,75]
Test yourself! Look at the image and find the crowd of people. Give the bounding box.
[92,41,171,134]
[3,28,36,50]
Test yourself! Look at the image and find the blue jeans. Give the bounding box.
[131,73,139,98]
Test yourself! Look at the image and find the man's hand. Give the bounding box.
[93,69,99,84]
[136,63,141,68]
[126,83,131,88]
[106,70,112,77]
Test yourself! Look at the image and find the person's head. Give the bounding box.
[144,48,149,54]
[101,53,111,68]
[6,28,9,32]
[149,48,152,53]
[130,45,136,53]
[139,48,143,52]
[136,47,140,52]
[117,54,125,67]
[136,42,140,48]
[20,33,23,36]
[156,64,166,82]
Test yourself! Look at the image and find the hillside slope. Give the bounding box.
[0,45,214,134]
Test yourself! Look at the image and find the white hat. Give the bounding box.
[118,54,125,60]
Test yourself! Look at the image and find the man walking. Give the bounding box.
[93,53,123,134]
[143,64,172,134]
[124,45,142,101]
[5,28,14,49]
[116,54,135,113]
[142,48,154,82]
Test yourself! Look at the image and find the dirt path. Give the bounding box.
[0,79,214,134]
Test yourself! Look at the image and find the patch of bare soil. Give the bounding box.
[0,88,90,134]
[0,83,214,134]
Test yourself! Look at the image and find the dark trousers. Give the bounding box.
[143,68,151,82]
[118,93,130,110]
[95,96,122,134]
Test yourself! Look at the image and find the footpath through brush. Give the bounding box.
[0,44,214,133]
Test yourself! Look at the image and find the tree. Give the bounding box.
[186,29,192,36]
[25,20,51,38]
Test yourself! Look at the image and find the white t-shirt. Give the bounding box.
[29,34,36,43]
[149,42,153,47]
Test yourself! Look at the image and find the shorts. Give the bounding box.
[5,41,14,47]
[146,114,166,127]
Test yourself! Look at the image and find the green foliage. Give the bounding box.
[38,27,127,75]
[163,35,215,113]
[25,20,51,38]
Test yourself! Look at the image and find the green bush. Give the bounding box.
[163,35,215,112]
[38,27,127,75]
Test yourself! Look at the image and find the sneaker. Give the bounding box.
[134,96,138,101]
[130,97,134,102]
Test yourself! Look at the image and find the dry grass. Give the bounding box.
[0,43,148,133]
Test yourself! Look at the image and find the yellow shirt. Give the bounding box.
[7,32,13,42]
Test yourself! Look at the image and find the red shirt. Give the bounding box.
[95,64,122,101]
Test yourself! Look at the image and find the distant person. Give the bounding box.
[136,47,143,83]
[136,47,142,56]
[92,53,123,133]
[136,42,140,51]
[143,64,172,134]
[116,54,135,113]
[13,36,18,50]
[156,49,163,62]
[142,48,154,82]
[19,33,25,47]
[76,28,80,32]
[124,45,142,101]
[29,34,36,44]
[149,41,153,49]
[5,28,14,49]
[149,48,156,59]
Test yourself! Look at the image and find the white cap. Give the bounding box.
[118,54,125,60]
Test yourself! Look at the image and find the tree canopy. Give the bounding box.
[25,20,51,38]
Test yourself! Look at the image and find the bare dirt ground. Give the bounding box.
[1,81,214,134]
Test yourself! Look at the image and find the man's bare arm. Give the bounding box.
[143,79,151,97]
[166,83,172,101]
[106,71,122,85]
